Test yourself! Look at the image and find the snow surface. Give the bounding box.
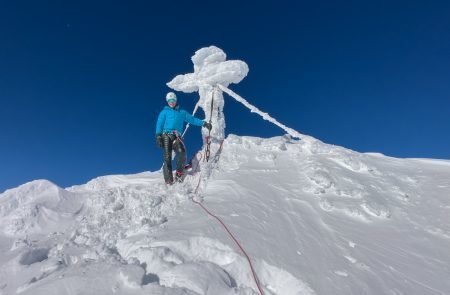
[1,134,450,295]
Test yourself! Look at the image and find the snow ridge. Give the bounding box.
[1,135,450,295]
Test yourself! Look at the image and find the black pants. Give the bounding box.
[162,133,186,183]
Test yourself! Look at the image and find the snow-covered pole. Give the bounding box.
[181,100,201,138]
[218,84,316,143]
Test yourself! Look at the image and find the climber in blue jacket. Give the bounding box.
[155,92,212,184]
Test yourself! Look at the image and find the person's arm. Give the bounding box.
[183,110,204,127]
[155,110,166,135]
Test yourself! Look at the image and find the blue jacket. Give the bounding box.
[156,105,204,135]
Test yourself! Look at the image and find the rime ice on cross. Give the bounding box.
[167,46,249,144]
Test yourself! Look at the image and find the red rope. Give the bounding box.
[191,198,265,295]
[190,142,265,295]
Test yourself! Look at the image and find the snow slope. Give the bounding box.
[1,135,450,295]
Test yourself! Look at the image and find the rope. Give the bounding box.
[168,87,266,294]
[173,131,187,168]
[205,87,216,162]
[191,198,265,295]
[192,139,224,194]
[190,141,265,295]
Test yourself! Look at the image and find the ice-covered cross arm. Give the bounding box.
[167,45,314,144]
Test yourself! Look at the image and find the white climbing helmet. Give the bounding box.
[166,92,177,102]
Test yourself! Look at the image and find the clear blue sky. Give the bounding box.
[1,0,449,192]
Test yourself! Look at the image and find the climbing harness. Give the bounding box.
[173,130,184,146]
[173,130,187,166]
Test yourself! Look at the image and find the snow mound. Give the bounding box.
[1,134,450,294]
[0,180,84,236]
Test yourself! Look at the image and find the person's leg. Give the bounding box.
[162,134,175,184]
[173,138,186,181]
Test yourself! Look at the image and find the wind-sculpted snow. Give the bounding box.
[1,135,450,294]
[221,135,424,222]
[0,180,84,236]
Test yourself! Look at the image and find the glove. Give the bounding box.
[203,121,212,131]
[156,134,163,148]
